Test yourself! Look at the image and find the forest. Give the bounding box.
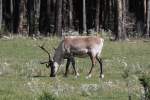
[0,0,150,100]
[0,0,150,40]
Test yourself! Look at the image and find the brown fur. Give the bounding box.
[64,36,102,48]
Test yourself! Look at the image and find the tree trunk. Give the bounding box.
[18,0,27,34]
[144,0,147,21]
[117,0,122,40]
[116,0,122,40]
[104,0,110,29]
[99,0,104,30]
[10,0,13,33]
[68,0,73,30]
[122,0,127,39]
[50,0,56,33]
[0,0,2,30]
[27,0,35,36]
[55,0,62,36]
[39,0,47,34]
[95,0,100,32]
[83,0,87,34]
[39,0,53,35]
[62,0,68,32]
[34,0,40,34]
[136,1,144,35]
[47,0,51,34]
[144,0,147,36]
[146,0,150,37]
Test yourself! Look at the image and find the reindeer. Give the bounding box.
[39,36,104,78]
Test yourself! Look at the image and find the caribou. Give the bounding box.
[39,36,104,78]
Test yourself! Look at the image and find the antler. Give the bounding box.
[39,43,53,64]
[40,61,49,64]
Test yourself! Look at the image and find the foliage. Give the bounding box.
[1,0,149,39]
[38,92,57,100]
[139,74,150,99]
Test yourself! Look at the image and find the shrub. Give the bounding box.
[38,91,57,100]
[139,75,150,100]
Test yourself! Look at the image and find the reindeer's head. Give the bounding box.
[39,45,56,77]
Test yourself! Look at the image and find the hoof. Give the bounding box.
[76,73,80,76]
[64,74,68,77]
[86,74,92,79]
[75,75,78,78]
[75,73,80,78]
[100,74,104,79]
[50,74,56,77]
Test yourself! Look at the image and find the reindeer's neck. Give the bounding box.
[53,42,64,65]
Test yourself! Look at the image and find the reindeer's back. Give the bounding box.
[63,36,103,56]
[64,36,102,47]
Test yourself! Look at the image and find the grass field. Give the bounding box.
[0,37,150,100]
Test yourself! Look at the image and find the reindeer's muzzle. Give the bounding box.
[50,74,56,77]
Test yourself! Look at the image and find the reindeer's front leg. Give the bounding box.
[64,59,71,77]
[96,56,104,78]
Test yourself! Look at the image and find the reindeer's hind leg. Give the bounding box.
[96,56,104,78]
[87,53,96,79]
[64,59,71,77]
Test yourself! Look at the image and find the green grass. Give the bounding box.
[0,37,150,100]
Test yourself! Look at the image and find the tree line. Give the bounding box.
[0,0,150,40]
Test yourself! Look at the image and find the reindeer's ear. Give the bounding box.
[40,61,48,64]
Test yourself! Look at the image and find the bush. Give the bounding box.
[139,75,150,100]
[38,91,57,100]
